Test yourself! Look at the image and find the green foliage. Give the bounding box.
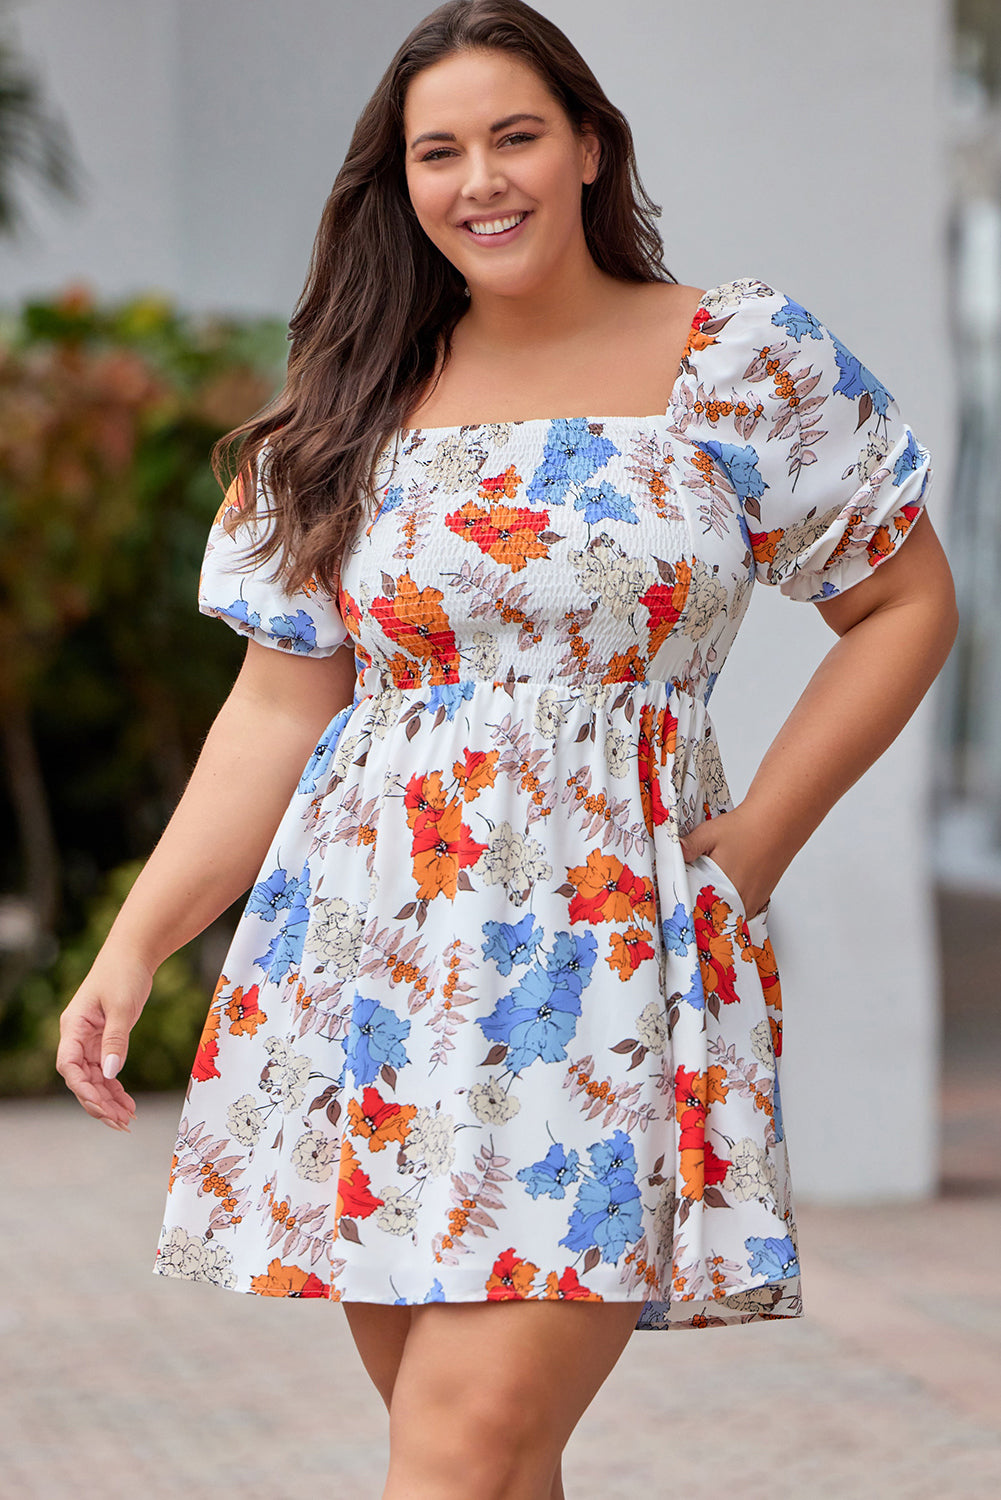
[0,861,213,1096]
[0,283,287,1093]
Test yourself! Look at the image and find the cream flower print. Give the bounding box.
[467,1076,520,1126]
[533,688,569,742]
[569,538,656,620]
[403,1107,456,1177]
[157,1228,236,1288]
[259,1037,311,1113]
[226,1094,264,1147]
[751,1019,776,1071]
[480,823,553,896]
[303,898,365,971]
[375,1187,419,1237]
[682,559,728,642]
[291,1129,339,1183]
[723,1139,778,1204]
[636,999,668,1054]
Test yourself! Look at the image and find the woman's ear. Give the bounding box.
[579,118,601,185]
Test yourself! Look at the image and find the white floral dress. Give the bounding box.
[153,277,932,1329]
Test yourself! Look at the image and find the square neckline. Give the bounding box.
[394,282,726,440]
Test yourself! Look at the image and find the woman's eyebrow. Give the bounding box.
[409,112,546,150]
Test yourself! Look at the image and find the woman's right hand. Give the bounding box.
[56,948,152,1131]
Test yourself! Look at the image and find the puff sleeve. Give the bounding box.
[198,453,353,655]
[728,283,933,603]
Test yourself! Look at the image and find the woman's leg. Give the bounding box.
[380,1298,644,1500]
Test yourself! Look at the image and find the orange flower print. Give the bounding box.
[566,848,655,926]
[479,463,523,501]
[747,525,783,571]
[403,770,448,829]
[192,988,223,1081]
[675,1064,731,1201]
[453,747,500,802]
[411,797,488,902]
[606,925,655,979]
[694,883,740,1008]
[636,703,678,836]
[639,558,691,659]
[224,982,267,1037]
[445,499,551,573]
[486,1246,540,1300]
[250,1258,330,1297]
[602,644,646,684]
[335,1139,384,1225]
[543,1266,603,1301]
[347,1086,417,1151]
[370,572,460,682]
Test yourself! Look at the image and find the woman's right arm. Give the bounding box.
[56,637,358,1132]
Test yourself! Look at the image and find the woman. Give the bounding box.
[56,2,957,1496]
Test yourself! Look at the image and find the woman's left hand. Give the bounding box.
[679,806,781,921]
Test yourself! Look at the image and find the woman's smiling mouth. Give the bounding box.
[459,210,531,243]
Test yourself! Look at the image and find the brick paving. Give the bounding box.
[3,1082,1000,1500]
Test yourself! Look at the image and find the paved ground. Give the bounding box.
[2,1079,1000,1500]
[3,882,999,1499]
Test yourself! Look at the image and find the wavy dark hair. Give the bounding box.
[211,0,677,596]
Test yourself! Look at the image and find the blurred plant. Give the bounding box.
[0,3,82,236]
[0,282,287,1055]
[0,859,219,1096]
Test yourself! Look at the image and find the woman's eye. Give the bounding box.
[421,133,536,162]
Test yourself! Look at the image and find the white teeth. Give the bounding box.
[465,212,527,236]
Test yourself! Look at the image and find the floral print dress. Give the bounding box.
[153,277,932,1330]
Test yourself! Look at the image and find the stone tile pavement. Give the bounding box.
[3,1085,1000,1500]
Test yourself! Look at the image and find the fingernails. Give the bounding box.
[102,1054,121,1080]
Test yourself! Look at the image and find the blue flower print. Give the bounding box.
[297,704,353,794]
[745,1233,799,1281]
[380,484,406,515]
[342,994,411,1089]
[771,296,825,342]
[526,418,619,507]
[772,1066,785,1144]
[516,1141,581,1200]
[477,964,582,1074]
[248,865,303,923]
[422,1277,446,1302]
[691,441,766,506]
[482,914,544,975]
[253,865,312,981]
[544,929,597,999]
[559,1130,643,1262]
[892,429,923,486]
[678,965,706,1012]
[573,481,638,525]
[223,597,262,631]
[829,334,892,417]
[662,901,695,956]
[426,680,477,721]
[267,610,318,654]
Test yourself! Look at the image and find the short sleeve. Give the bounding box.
[198,453,353,655]
[727,282,933,602]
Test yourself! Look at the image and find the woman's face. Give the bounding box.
[402,48,600,303]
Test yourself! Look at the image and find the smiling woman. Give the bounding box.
[55,3,956,1499]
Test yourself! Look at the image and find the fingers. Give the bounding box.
[57,998,138,1131]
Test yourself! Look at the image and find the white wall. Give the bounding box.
[0,0,954,1201]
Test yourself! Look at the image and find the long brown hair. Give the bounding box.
[211,0,678,595]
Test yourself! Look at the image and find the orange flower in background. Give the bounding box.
[486,1247,540,1300]
[636,703,678,835]
[694,883,740,1007]
[192,990,223,1081]
[566,848,655,926]
[250,1258,330,1298]
[748,525,783,571]
[370,572,460,680]
[347,1086,417,1151]
[543,1266,603,1301]
[224,982,266,1037]
[602,644,646,683]
[639,559,691,658]
[479,463,523,501]
[335,1139,384,1225]
[453,747,500,801]
[411,798,488,901]
[607,924,655,979]
[445,499,551,572]
[675,1063,731,1200]
[403,769,448,829]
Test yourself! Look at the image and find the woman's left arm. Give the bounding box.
[682,508,959,917]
